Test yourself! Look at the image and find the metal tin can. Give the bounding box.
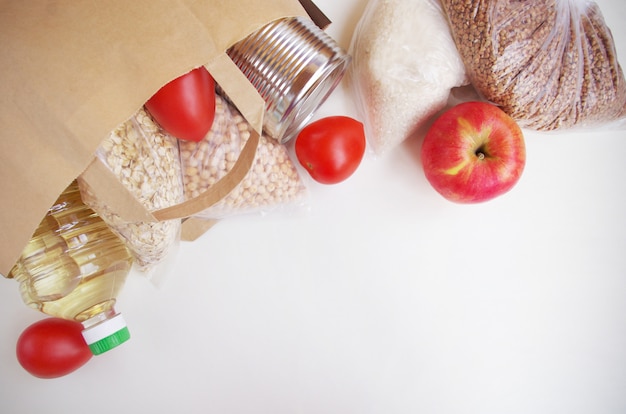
[227,16,350,144]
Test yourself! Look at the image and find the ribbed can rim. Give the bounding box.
[227,16,350,143]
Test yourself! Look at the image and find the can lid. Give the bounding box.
[81,313,130,355]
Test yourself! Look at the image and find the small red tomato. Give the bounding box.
[145,66,216,142]
[16,318,93,379]
[295,116,366,184]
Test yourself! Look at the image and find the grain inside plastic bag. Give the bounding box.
[179,94,307,219]
[440,0,626,130]
[78,108,184,274]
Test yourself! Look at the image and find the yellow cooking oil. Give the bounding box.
[6,180,133,354]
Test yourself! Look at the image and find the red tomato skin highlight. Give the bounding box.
[145,66,216,142]
[295,116,366,184]
[16,318,93,379]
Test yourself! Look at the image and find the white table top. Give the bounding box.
[1,1,625,413]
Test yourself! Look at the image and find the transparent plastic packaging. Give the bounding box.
[441,0,626,131]
[348,0,467,155]
[78,108,184,280]
[179,93,307,219]
[5,181,132,355]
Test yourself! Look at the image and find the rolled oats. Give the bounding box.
[79,107,184,272]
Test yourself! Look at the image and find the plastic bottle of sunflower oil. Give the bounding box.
[5,180,133,355]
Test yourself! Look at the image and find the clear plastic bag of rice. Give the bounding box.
[78,107,184,281]
[179,93,307,219]
[349,0,468,155]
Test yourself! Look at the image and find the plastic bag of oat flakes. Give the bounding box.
[440,0,626,131]
[78,108,184,284]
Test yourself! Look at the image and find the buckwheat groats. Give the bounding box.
[440,0,626,130]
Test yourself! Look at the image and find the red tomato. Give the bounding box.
[145,66,216,142]
[295,116,366,184]
[16,318,92,379]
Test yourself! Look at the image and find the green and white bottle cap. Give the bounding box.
[81,313,130,355]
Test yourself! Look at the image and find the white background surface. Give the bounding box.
[2,0,626,413]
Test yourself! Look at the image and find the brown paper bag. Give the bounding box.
[0,0,317,276]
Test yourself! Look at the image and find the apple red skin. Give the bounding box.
[420,101,526,203]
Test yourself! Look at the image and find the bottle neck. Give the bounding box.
[81,306,118,330]
[80,307,130,355]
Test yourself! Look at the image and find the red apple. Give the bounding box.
[420,101,526,203]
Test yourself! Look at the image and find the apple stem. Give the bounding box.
[474,144,487,161]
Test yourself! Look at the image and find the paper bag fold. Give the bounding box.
[0,0,308,275]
